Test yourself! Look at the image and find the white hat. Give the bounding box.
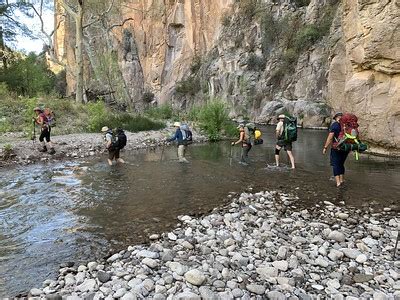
[173,122,181,127]
[101,126,109,132]
[278,114,286,119]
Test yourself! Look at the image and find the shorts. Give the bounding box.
[108,148,120,160]
[276,140,292,151]
[39,126,51,142]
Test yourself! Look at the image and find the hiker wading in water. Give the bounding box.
[275,114,295,169]
[323,112,349,187]
[102,126,125,166]
[33,107,55,154]
[166,122,189,163]
[231,123,252,165]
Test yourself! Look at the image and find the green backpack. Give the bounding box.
[283,116,297,142]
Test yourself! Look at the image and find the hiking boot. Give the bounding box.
[39,146,47,152]
[49,148,56,155]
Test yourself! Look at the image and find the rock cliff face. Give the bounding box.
[328,0,400,154]
[54,0,400,153]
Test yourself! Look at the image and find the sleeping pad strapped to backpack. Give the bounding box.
[332,113,367,159]
[111,128,127,150]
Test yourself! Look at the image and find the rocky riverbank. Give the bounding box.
[27,191,399,299]
[0,127,207,168]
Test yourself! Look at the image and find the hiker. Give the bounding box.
[275,114,296,169]
[166,122,190,163]
[231,123,252,165]
[33,107,56,154]
[323,112,349,187]
[101,126,125,166]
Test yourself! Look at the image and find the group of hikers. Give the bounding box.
[97,110,366,188]
[32,106,365,187]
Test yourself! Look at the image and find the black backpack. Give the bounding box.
[112,128,127,150]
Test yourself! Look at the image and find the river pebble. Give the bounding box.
[31,190,399,299]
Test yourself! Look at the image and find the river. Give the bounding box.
[0,127,399,296]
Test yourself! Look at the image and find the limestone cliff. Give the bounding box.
[54,0,400,154]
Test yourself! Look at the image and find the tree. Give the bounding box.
[0,0,34,68]
[52,0,114,103]
[0,52,56,96]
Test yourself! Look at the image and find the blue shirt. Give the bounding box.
[167,128,184,144]
[329,121,341,140]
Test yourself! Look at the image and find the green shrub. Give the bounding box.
[294,25,321,51]
[190,56,202,74]
[246,53,266,71]
[197,100,231,141]
[86,101,109,132]
[282,48,298,67]
[106,114,165,132]
[222,122,238,138]
[145,104,174,120]
[0,118,12,133]
[0,52,56,97]
[2,143,14,159]
[187,106,202,122]
[238,0,259,22]
[175,77,201,95]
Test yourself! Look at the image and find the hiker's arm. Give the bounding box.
[36,115,44,126]
[233,131,244,145]
[166,131,177,142]
[323,132,335,154]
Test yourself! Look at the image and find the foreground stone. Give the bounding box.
[31,191,399,299]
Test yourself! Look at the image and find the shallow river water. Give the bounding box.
[0,127,399,296]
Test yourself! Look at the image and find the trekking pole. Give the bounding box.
[229,142,233,166]
[32,119,36,146]
[160,141,166,162]
[395,229,399,257]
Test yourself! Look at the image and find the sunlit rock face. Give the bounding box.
[54,0,400,153]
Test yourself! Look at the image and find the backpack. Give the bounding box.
[244,123,255,144]
[283,116,297,142]
[333,113,367,159]
[111,128,127,150]
[180,124,193,145]
[254,128,263,145]
[44,108,56,127]
[38,112,49,128]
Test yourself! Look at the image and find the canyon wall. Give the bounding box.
[54,0,400,153]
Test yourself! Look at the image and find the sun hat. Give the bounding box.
[237,123,245,129]
[33,107,42,112]
[333,112,343,119]
[101,126,109,132]
[173,121,181,127]
[277,114,286,119]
